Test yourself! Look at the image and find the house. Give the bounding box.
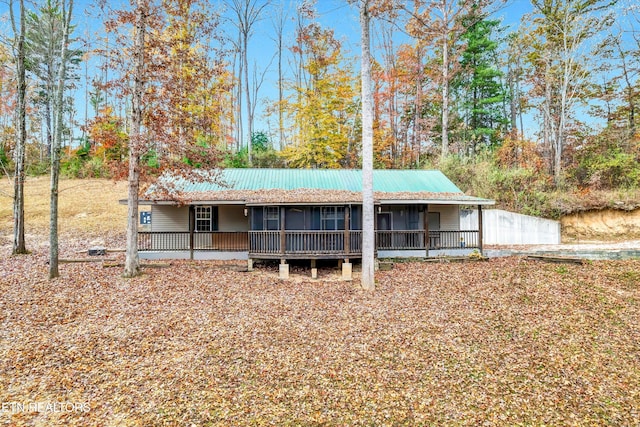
[136,168,494,269]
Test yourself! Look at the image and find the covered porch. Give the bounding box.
[137,202,486,260]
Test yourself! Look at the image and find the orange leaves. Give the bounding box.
[86,107,128,160]
[496,135,546,172]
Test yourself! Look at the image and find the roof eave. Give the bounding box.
[379,198,495,206]
[134,197,495,206]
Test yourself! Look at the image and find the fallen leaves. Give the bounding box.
[1,241,639,426]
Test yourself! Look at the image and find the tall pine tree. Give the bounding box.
[454,6,507,154]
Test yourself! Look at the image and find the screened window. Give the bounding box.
[195,206,217,231]
[264,207,280,230]
[250,207,280,230]
[321,206,345,230]
[407,206,420,229]
[350,206,361,230]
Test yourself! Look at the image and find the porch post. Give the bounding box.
[423,204,429,258]
[373,204,378,252]
[280,206,286,257]
[478,204,484,255]
[189,205,194,260]
[344,205,350,256]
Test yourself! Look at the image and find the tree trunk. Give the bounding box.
[508,65,518,135]
[414,43,423,167]
[543,57,553,176]
[12,0,28,255]
[441,33,450,159]
[49,154,60,278]
[243,30,253,165]
[45,87,52,159]
[276,10,284,149]
[49,0,73,279]
[360,0,375,291]
[124,0,146,278]
[235,41,243,152]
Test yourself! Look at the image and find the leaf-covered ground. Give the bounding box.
[1,241,639,426]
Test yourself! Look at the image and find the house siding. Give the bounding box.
[148,204,461,234]
[151,205,189,232]
[219,205,249,231]
[429,205,459,230]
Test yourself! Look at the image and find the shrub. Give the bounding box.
[80,157,108,178]
[61,156,84,178]
[26,160,50,176]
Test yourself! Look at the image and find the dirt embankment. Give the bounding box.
[562,208,640,241]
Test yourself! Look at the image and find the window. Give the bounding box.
[195,206,217,231]
[350,206,361,230]
[321,206,345,230]
[250,207,280,230]
[251,207,263,230]
[264,207,280,230]
[407,206,419,229]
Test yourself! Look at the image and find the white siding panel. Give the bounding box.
[429,205,459,230]
[151,205,189,232]
[219,205,249,231]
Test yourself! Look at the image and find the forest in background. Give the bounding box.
[1,0,639,219]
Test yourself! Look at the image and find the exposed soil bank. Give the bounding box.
[561,208,640,242]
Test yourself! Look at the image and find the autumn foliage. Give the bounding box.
[85,107,128,162]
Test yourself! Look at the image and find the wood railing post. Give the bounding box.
[423,204,429,257]
[189,206,194,260]
[344,206,350,256]
[478,205,483,255]
[280,206,286,256]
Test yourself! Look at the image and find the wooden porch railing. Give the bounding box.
[375,230,479,250]
[138,231,248,251]
[248,230,363,256]
[376,230,425,250]
[139,230,479,254]
[138,232,189,251]
[430,230,479,249]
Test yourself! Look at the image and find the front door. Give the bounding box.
[428,212,441,249]
[377,212,391,230]
[286,208,305,230]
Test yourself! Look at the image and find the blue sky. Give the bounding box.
[0,0,629,144]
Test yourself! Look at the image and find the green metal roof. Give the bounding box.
[147,168,494,205]
[175,168,464,193]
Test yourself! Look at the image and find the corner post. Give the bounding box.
[344,205,350,256]
[189,205,195,260]
[423,204,429,258]
[478,204,484,255]
[280,206,286,257]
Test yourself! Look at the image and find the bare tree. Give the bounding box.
[226,0,270,165]
[504,32,526,138]
[361,0,375,291]
[48,0,74,279]
[527,0,616,183]
[123,0,147,278]
[271,3,287,149]
[10,0,28,255]
[400,0,505,159]
[404,0,474,159]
